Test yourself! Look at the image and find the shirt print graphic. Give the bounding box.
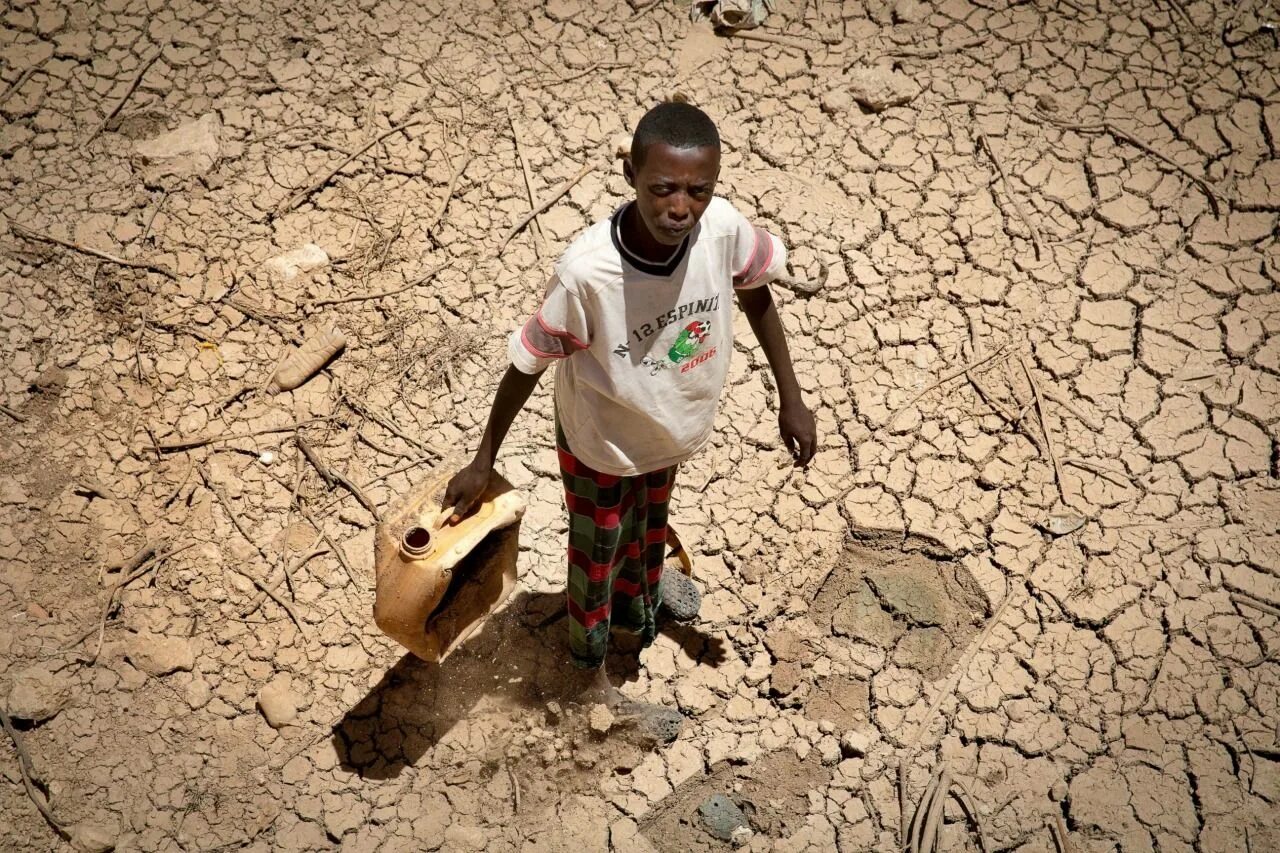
[612,295,721,376]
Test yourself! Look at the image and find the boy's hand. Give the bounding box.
[442,459,491,525]
[779,402,817,467]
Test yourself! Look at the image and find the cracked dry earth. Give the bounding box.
[1,0,1279,851]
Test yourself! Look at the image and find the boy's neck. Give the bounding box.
[619,203,682,264]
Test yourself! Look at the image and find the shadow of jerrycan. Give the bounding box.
[373,466,525,663]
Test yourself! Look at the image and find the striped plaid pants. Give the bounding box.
[557,423,676,669]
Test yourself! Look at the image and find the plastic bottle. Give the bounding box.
[267,327,346,393]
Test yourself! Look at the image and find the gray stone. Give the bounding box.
[698,794,750,842]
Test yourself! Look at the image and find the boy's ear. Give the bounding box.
[622,154,636,188]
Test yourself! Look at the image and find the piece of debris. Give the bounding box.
[266,326,346,393]
[263,243,330,281]
[133,113,221,179]
[257,678,300,729]
[839,65,922,112]
[125,632,194,677]
[698,794,752,843]
[588,703,615,734]
[691,0,772,29]
[1041,511,1087,537]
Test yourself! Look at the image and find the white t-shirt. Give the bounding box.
[508,196,786,476]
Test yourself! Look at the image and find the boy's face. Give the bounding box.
[625,142,721,246]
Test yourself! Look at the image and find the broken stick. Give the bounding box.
[1,58,47,106]
[885,34,989,59]
[0,402,25,422]
[305,263,445,311]
[719,28,826,51]
[7,220,177,279]
[509,110,546,257]
[498,159,595,253]
[1,709,70,841]
[296,434,380,521]
[274,115,426,218]
[85,50,162,144]
[156,417,336,452]
[1027,109,1228,216]
[1019,355,1067,503]
[978,133,1045,261]
[889,344,1011,427]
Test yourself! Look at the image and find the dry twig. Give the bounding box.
[296,434,380,520]
[7,220,176,279]
[885,35,989,58]
[978,133,1045,260]
[1026,108,1228,215]
[498,160,595,253]
[306,264,444,311]
[1050,812,1074,853]
[85,50,161,143]
[81,540,195,665]
[156,417,335,452]
[889,344,1012,427]
[1232,591,1280,620]
[509,110,545,257]
[0,402,25,422]
[1019,355,1067,503]
[1,58,47,106]
[719,28,826,50]
[1,709,70,840]
[273,114,426,217]
[425,147,469,238]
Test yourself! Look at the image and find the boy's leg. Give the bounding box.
[558,424,626,671]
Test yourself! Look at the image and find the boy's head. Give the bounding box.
[624,102,721,247]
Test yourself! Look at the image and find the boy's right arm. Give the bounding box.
[442,363,543,524]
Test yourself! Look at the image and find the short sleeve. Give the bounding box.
[730,210,787,290]
[508,275,592,374]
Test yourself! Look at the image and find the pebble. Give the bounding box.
[698,794,751,842]
[6,664,72,722]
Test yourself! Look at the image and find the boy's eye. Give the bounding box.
[650,186,673,196]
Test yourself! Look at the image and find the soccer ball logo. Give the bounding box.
[668,319,711,364]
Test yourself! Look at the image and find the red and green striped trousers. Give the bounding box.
[557,423,676,669]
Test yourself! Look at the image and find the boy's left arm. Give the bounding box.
[736,284,817,466]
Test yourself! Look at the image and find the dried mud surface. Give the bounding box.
[1,0,1278,851]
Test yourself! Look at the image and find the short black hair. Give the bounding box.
[630,102,720,169]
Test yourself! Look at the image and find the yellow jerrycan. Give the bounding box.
[373,465,525,662]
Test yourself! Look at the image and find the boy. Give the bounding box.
[443,101,816,736]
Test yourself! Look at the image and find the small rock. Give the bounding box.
[840,729,876,757]
[6,664,72,722]
[729,825,754,847]
[70,819,118,852]
[1049,779,1069,802]
[545,700,563,724]
[126,632,194,676]
[1036,92,1060,114]
[588,703,615,734]
[698,794,751,842]
[257,678,299,728]
[842,66,921,112]
[264,243,329,281]
[26,602,51,621]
